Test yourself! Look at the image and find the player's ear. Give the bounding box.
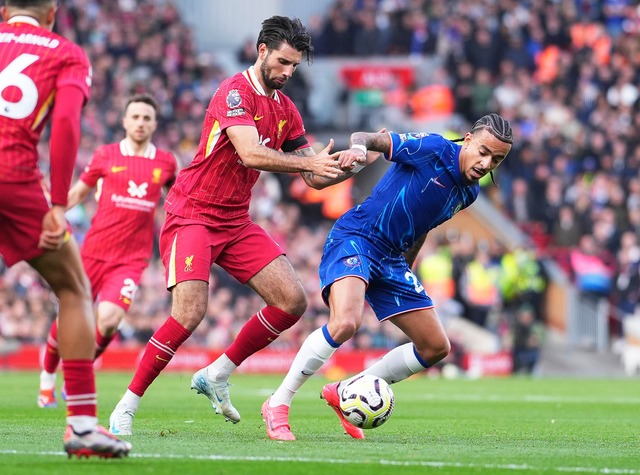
[1,7,9,22]
[464,131,473,147]
[257,43,268,61]
[45,5,57,29]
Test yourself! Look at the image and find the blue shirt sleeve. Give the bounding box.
[388,132,448,168]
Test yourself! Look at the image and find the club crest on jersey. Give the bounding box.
[184,255,194,272]
[343,256,361,268]
[277,119,287,139]
[152,168,162,184]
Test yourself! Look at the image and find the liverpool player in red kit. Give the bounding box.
[39,94,178,407]
[0,0,130,458]
[109,16,359,435]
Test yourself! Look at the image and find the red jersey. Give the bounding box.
[0,17,91,184]
[80,140,177,264]
[164,66,308,223]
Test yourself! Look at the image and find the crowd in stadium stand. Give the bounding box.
[2,0,640,374]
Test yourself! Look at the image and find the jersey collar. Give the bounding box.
[8,16,41,27]
[243,66,279,101]
[119,139,156,159]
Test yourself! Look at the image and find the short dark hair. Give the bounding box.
[471,113,513,144]
[256,15,313,64]
[124,93,158,115]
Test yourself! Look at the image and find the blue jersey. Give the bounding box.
[328,132,479,255]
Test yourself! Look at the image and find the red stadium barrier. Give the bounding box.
[0,345,512,376]
[461,351,513,377]
[0,345,387,375]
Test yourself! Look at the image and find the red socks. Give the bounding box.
[225,306,300,366]
[43,319,116,371]
[94,329,115,360]
[62,360,96,417]
[128,316,191,396]
[42,319,60,373]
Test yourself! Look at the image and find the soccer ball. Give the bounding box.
[338,374,394,429]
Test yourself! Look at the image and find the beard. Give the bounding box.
[260,61,285,90]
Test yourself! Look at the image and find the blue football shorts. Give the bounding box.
[319,235,434,321]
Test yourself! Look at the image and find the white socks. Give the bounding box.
[269,327,338,407]
[119,389,141,412]
[67,415,98,433]
[205,353,237,381]
[358,342,428,384]
[40,370,56,390]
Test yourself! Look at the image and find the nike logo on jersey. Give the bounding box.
[254,115,263,121]
[432,177,446,188]
[111,166,128,173]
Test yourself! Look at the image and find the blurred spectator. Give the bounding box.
[511,304,545,374]
[236,37,257,65]
[500,247,547,322]
[551,205,584,249]
[458,243,501,328]
[353,8,386,56]
[570,234,616,298]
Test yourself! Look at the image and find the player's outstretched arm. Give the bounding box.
[226,125,341,178]
[297,141,364,189]
[339,128,387,172]
[48,86,85,207]
[227,124,342,183]
[66,181,92,210]
[350,131,392,155]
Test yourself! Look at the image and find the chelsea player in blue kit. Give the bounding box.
[262,114,513,441]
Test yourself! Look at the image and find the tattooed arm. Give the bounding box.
[227,125,342,182]
[297,146,357,189]
[337,131,390,172]
[350,131,392,155]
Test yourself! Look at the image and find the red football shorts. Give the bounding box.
[82,255,146,311]
[159,213,284,289]
[0,180,59,267]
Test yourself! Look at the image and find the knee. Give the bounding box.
[416,336,451,366]
[328,318,359,344]
[281,288,308,317]
[172,296,208,331]
[97,310,123,336]
[435,337,452,362]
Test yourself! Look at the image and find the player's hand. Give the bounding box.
[339,146,367,171]
[339,128,387,172]
[38,205,68,251]
[309,139,342,179]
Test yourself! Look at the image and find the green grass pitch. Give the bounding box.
[1,371,639,474]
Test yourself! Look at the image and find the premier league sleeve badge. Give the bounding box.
[226,89,245,117]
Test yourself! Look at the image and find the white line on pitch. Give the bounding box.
[0,449,638,474]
